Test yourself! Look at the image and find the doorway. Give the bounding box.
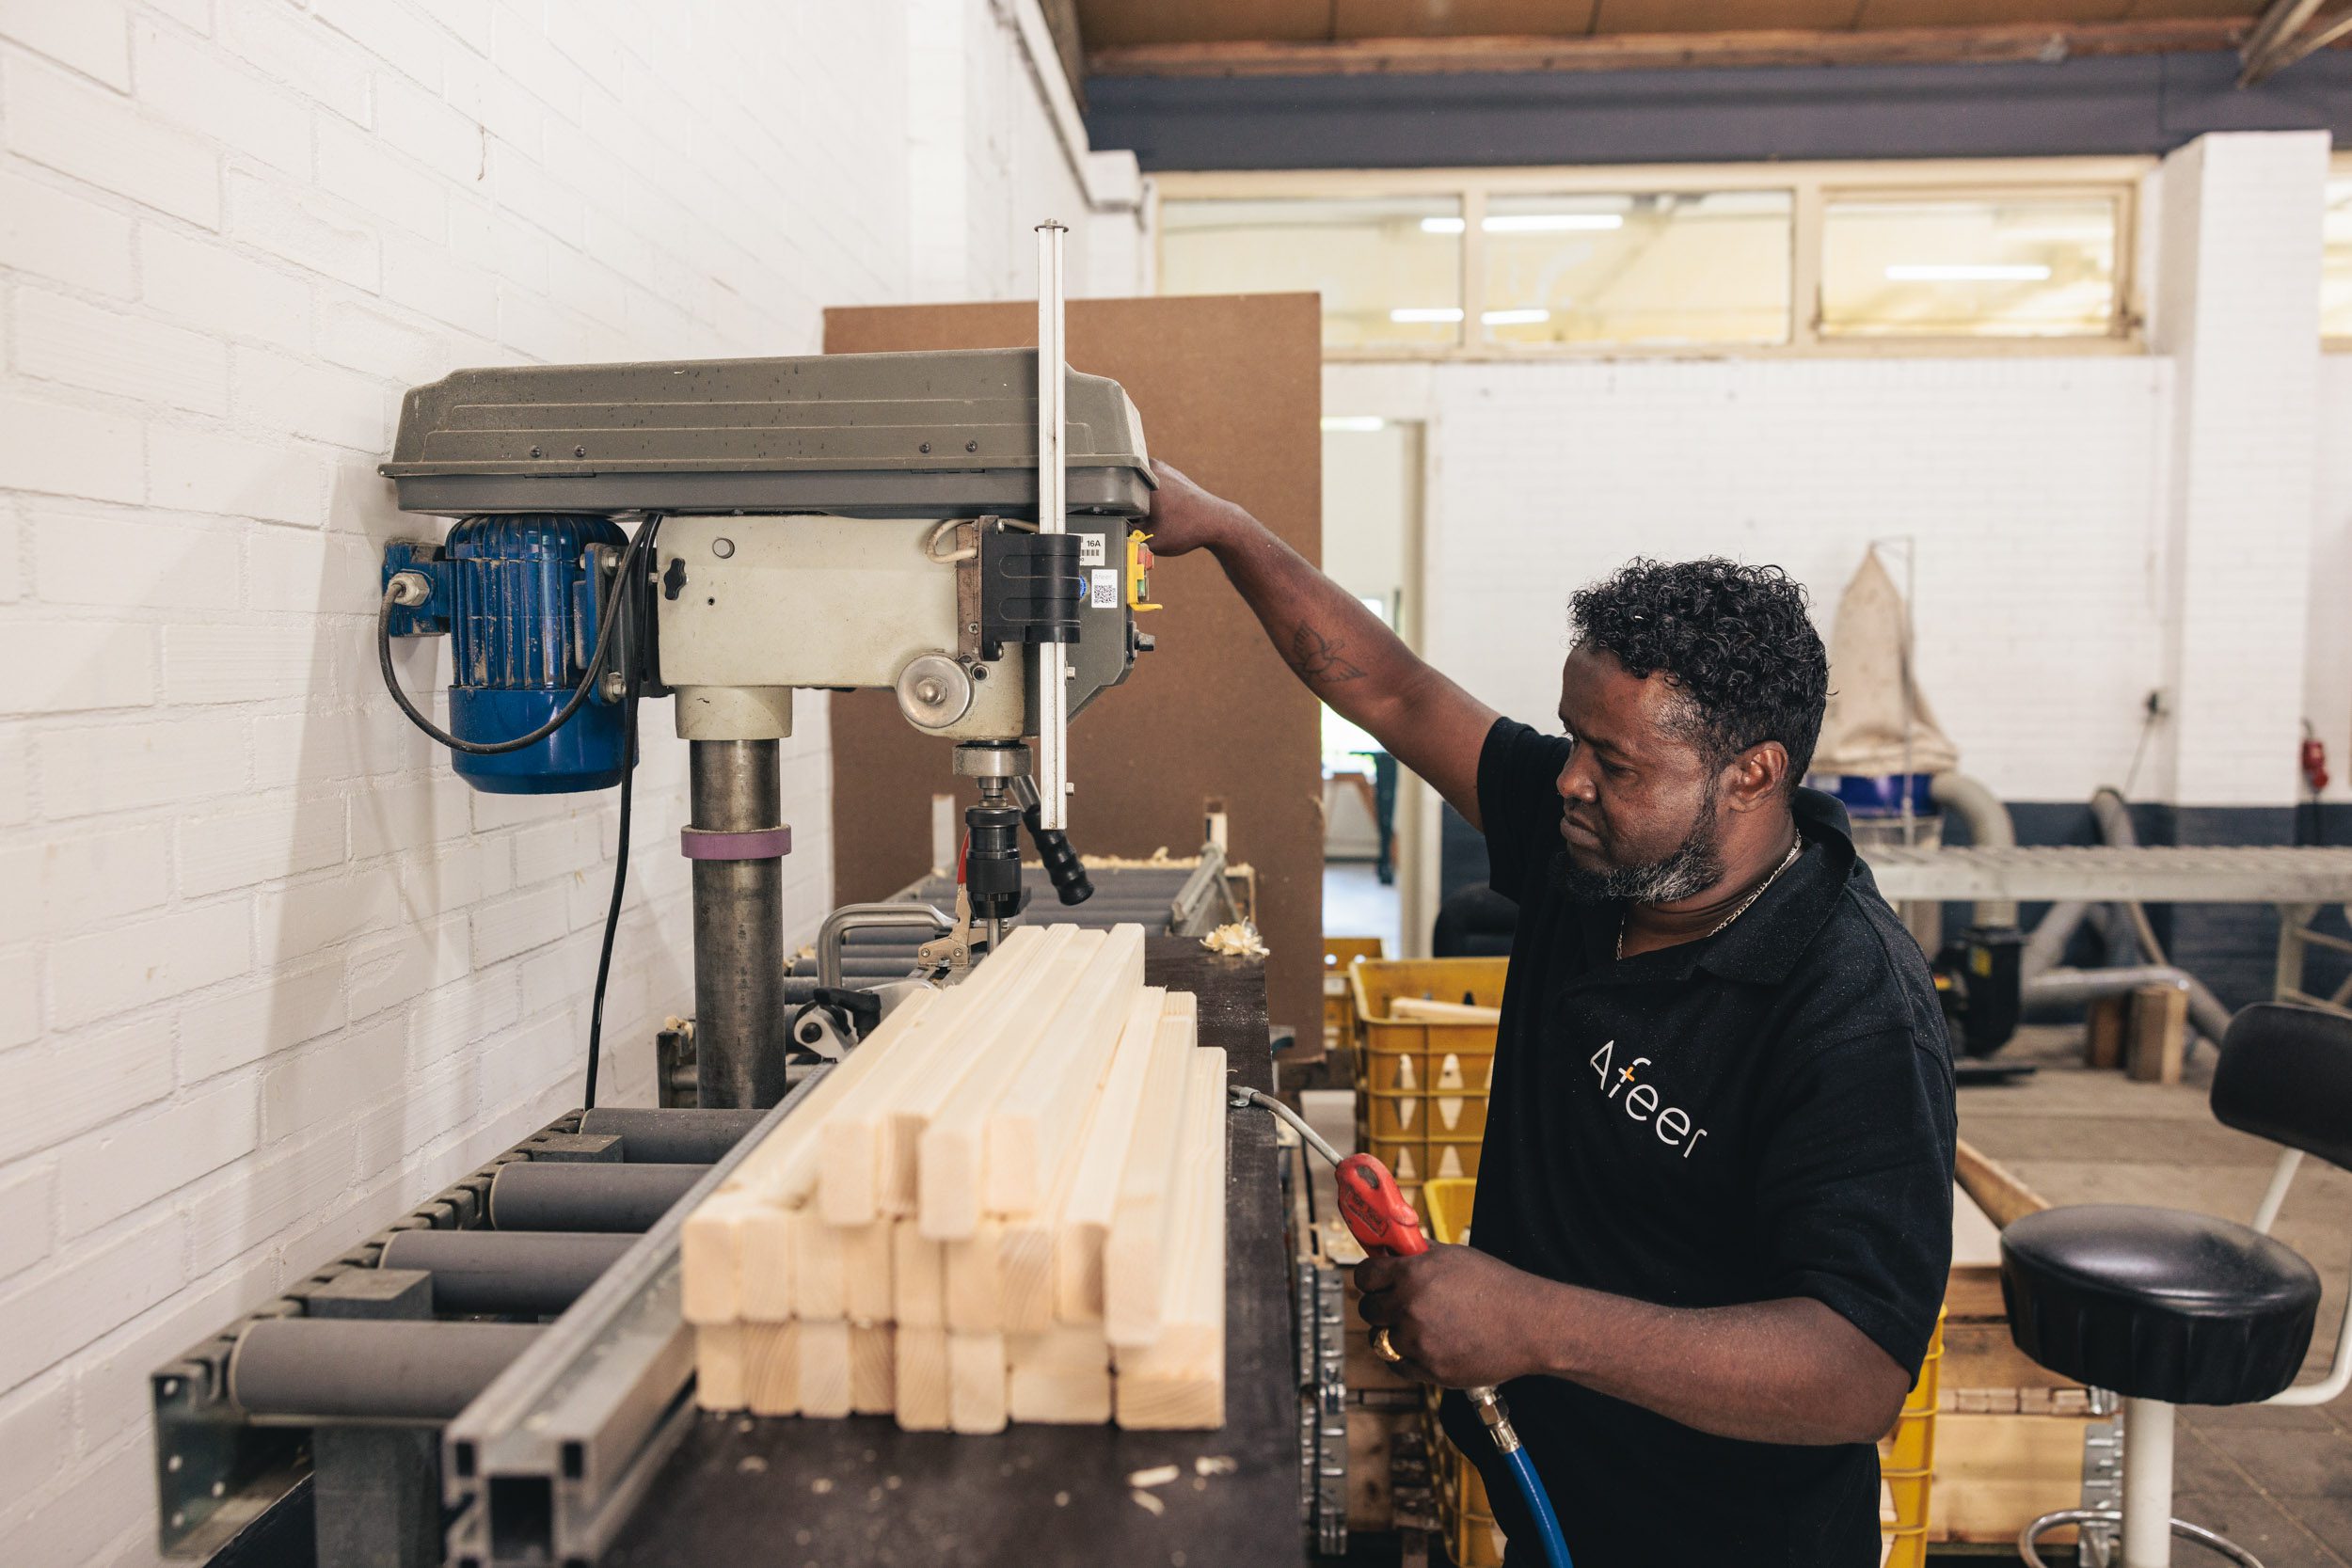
[1319,415,1427,958]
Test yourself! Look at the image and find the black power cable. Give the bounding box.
[581,518,660,1110]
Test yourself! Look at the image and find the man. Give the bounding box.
[1145,463,1956,1566]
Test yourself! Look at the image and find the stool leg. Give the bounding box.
[2122,1397,2176,1567]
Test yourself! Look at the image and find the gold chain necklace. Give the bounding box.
[1618,836,1804,962]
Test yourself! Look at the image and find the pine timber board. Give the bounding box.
[603,943,1303,1568]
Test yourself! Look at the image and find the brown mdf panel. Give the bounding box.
[821,293,1325,1044]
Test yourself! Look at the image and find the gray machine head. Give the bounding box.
[380,346,1152,520]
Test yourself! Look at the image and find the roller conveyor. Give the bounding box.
[485,1161,707,1232]
[577,1106,768,1164]
[151,1106,771,1565]
[157,956,1295,1568]
[375,1230,634,1316]
[230,1321,546,1424]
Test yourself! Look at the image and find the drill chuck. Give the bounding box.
[964,804,1024,921]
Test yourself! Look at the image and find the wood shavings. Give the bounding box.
[1127,1464,1181,1489]
[1131,1489,1168,1515]
[1078,847,1190,869]
[1200,921,1267,958]
[1193,1454,1236,1477]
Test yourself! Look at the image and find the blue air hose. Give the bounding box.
[1498,1443,1572,1568]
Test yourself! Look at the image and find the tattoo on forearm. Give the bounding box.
[1287,623,1365,684]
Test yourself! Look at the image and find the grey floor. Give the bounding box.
[1325,860,1404,958]
[1960,1027,2352,1565]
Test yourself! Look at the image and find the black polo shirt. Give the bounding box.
[1437,718,1956,1568]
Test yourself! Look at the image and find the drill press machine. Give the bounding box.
[376,256,1155,1111]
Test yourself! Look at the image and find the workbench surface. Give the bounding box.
[603,941,1307,1568]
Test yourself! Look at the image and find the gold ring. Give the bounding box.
[1372,1326,1403,1365]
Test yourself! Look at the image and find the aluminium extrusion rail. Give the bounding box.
[439,1067,829,1568]
[1866,844,2352,903]
[1867,843,2352,1018]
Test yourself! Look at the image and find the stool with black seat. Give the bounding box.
[2000,1002,2352,1566]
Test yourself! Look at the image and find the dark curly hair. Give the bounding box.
[1569,558,1829,789]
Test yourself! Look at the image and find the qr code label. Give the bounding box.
[1089,568,1120,609]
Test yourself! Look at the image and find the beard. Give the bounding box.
[1549,781,1726,906]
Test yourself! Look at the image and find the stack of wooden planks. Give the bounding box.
[681,922,1228,1433]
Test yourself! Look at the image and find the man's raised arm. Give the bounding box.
[1145,461,1498,830]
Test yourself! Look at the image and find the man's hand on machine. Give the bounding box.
[1141,460,1250,556]
[1355,1244,1548,1388]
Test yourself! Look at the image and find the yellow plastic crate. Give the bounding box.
[1350,958,1510,1059]
[1359,1132,1484,1189]
[1359,1047,1495,1096]
[1881,1527,1927,1568]
[1322,938,1385,1053]
[1880,1468,1931,1531]
[1352,959,1503,1222]
[1425,1178,1476,1246]
[1363,1087,1492,1142]
[1881,1408,1935,1472]
[1877,1309,1945,1546]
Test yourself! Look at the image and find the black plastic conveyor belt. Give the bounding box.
[376,1229,635,1315]
[486,1161,704,1232]
[229,1321,544,1422]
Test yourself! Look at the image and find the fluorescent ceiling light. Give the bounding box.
[1480,309,1552,325]
[1420,214,1624,235]
[1485,214,1622,233]
[1390,307,1465,324]
[1885,263,2053,282]
[1322,416,1387,433]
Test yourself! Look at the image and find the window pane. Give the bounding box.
[1480,191,1793,347]
[2326,176,2352,341]
[1158,197,1463,351]
[1821,195,2120,338]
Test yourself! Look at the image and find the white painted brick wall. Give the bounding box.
[1405,356,2174,804]
[2152,132,2331,807]
[2307,354,2352,800]
[0,2,1106,1560]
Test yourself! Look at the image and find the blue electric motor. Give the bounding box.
[381,514,630,794]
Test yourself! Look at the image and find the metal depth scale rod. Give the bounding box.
[1036,219,1070,832]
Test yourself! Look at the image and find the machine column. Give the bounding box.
[690,739,787,1108]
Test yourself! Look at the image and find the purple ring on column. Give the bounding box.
[679,825,794,861]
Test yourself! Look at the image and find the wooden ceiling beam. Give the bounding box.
[1086,19,2256,76]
